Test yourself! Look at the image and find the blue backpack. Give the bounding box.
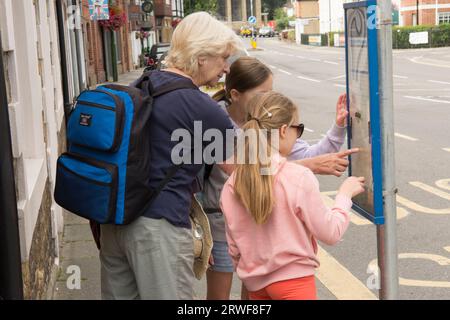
[54,73,198,225]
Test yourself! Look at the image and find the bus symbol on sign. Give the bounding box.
[248,16,257,24]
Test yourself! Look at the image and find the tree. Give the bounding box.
[262,0,287,20]
[184,0,218,16]
[274,7,292,32]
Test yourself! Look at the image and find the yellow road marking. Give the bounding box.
[400,253,450,266]
[398,253,450,288]
[400,278,450,288]
[396,195,450,214]
[321,192,409,225]
[436,179,450,191]
[317,246,378,300]
[410,181,450,201]
[370,252,450,288]
[443,148,450,153]
[444,247,450,253]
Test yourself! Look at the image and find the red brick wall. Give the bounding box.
[81,0,133,85]
[401,0,450,26]
[402,0,450,6]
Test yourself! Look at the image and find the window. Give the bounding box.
[439,12,450,25]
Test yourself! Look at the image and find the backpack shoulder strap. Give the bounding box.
[132,71,199,98]
[140,163,183,215]
[152,80,199,98]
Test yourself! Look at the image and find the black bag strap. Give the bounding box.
[132,71,198,98]
[136,73,198,214]
[140,163,183,214]
[152,80,199,97]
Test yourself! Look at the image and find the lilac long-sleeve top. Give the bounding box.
[288,124,347,161]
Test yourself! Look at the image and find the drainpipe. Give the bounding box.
[56,0,73,123]
[416,0,420,25]
[73,0,86,91]
[0,34,24,300]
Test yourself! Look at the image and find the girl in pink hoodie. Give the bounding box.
[220,91,365,300]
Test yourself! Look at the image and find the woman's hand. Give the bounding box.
[335,93,348,128]
[295,148,359,177]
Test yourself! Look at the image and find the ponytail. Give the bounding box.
[233,91,297,224]
[234,118,274,224]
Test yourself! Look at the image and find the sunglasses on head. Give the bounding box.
[290,123,305,139]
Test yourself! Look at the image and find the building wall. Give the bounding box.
[220,0,262,29]
[0,0,65,299]
[82,2,107,86]
[296,0,320,34]
[154,0,174,43]
[299,0,319,18]
[318,0,354,34]
[80,0,134,85]
[400,0,450,26]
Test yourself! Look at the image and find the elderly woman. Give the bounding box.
[99,12,241,300]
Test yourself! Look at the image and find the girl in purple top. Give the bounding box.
[203,56,358,300]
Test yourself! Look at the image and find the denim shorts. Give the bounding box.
[209,240,234,273]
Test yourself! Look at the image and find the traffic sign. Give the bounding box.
[248,16,257,24]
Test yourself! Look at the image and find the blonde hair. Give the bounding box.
[234,91,297,225]
[165,12,243,78]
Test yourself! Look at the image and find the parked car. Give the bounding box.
[144,42,170,72]
[240,26,257,38]
[258,26,276,38]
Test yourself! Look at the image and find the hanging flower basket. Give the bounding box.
[136,30,150,39]
[99,6,127,31]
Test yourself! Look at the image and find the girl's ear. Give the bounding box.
[230,89,240,103]
[279,124,288,139]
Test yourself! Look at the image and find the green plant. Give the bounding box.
[287,30,296,41]
[392,24,450,49]
[184,0,218,16]
[273,8,295,32]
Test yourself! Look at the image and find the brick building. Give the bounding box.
[400,0,450,26]
[82,3,107,85]
[81,0,133,84]
[154,0,174,43]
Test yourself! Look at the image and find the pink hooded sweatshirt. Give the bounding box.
[220,154,353,292]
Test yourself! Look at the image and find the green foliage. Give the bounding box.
[184,0,218,16]
[274,7,294,32]
[263,0,287,20]
[287,29,296,41]
[274,8,285,20]
[392,24,450,49]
